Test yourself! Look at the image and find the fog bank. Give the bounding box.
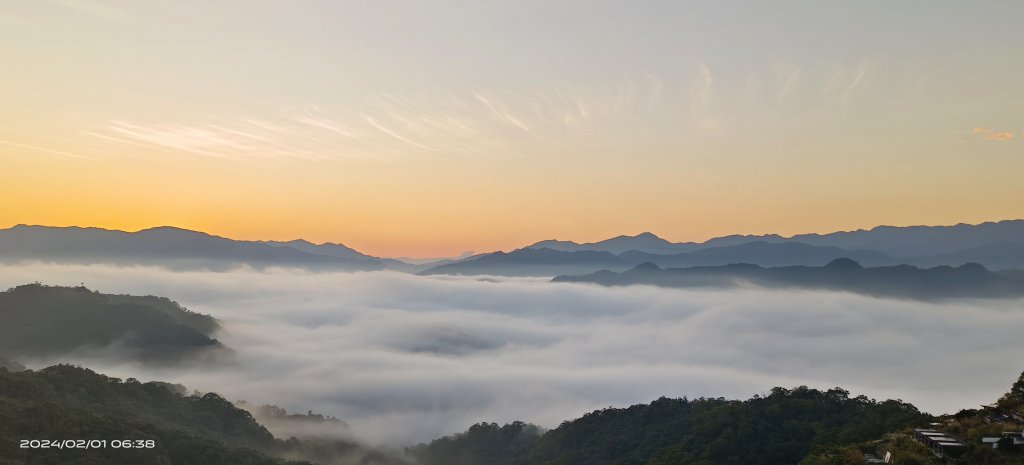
[1,263,1022,445]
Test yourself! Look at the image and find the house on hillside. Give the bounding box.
[912,428,967,459]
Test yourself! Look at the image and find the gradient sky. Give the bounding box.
[2,1,1022,257]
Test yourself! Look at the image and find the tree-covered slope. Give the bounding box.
[412,386,929,465]
[0,365,413,465]
[0,364,305,465]
[802,370,1024,465]
[0,284,223,362]
[409,421,544,465]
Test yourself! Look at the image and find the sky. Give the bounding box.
[4,263,1023,446]
[2,0,1023,258]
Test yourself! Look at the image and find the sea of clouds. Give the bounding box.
[1,263,1022,446]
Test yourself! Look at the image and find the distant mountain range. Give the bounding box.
[529,231,700,255]
[259,238,424,272]
[2,220,1024,275]
[419,242,904,277]
[553,259,1024,300]
[527,220,1024,257]
[425,220,1024,276]
[419,248,633,277]
[0,225,397,271]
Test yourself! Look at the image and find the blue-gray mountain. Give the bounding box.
[526,220,1024,257]
[552,259,1024,301]
[0,225,392,271]
[3,220,1024,275]
[425,220,1024,276]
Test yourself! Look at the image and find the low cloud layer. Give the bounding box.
[1,263,1022,446]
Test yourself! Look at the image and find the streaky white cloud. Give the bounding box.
[79,73,670,162]
[73,58,913,163]
[51,0,131,21]
[841,59,873,105]
[474,93,532,134]
[688,63,720,132]
[0,139,93,159]
[364,116,442,153]
[971,127,1016,142]
[772,60,802,104]
[642,71,662,110]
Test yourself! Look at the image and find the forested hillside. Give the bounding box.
[0,284,223,362]
[0,365,409,465]
[0,364,304,465]
[412,386,929,465]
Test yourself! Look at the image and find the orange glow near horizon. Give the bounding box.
[3,128,1023,258]
[2,2,1023,258]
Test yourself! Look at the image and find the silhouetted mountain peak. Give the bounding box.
[527,219,1024,261]
[0,225,388,271]
[825,258,863,269]
[136,226,213,238]
[524,231,688,255]
[609,232,669,243]
[632,262,662,272]
[957,262,988,272]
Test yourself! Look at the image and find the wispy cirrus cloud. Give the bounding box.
[0,139,92,159]
[841,59,872,105]
[772,60,802,105]
[688,63,720,132]
[73,59,899,162]
[81,75,667,161]
[971,127,1015,142]
[818,58,874,106]
[474,93,532,134]
[84,120,331,161]
[51,0,131,21]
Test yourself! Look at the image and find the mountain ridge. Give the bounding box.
[526,219,1024,257]
[5,220,1024,275]
[552,259,1024,300]
[0,225,391,272]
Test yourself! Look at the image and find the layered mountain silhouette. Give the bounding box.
[420,238,1024,277]
[424,220,1024,276]
[621,241,898,267]
[419,248,634,277]
[528,220,1024,257]
[529,232,701,255]
[419,242,900,276]
[553,259,1024,300]
[0,225,390,271]
[260,238,423,271]
[3,220,1024,275]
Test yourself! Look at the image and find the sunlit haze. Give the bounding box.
[2,1,1022,257]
